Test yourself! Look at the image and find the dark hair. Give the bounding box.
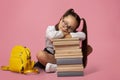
[81,18,88,68]
[55,8,80,31]
[62,8,80,32]
[55,9,88,68]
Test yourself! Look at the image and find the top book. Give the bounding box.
[53,38,80,42]
[53,38,81,46]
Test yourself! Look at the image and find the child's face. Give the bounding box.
[58,15,78,32]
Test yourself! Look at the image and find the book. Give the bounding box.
[55,49,82,54]
[55,54,83,58]
[55,49,83,58]
[53,38,80,42]
[57,71,84,77]
[57,64,84,76]
[57,64,84,72]
[56,58,83,65]
[53,38,81,50]
[54,45,80,50]
[53,40,79,46]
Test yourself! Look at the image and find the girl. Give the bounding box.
[34,8,92,73]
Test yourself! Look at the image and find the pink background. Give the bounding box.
[0,0,120,80]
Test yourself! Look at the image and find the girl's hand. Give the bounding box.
[62,31,69,36]
[64,34,72,38]
[59,26,69,36]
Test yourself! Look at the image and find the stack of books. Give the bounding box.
[53,38,84,77]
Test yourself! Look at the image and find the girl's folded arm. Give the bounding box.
[70,32,86,40]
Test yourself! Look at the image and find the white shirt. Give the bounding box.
[45,25,86,54]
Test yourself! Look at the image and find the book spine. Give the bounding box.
[57,71,84,77]
[54,45,80,50]
[53,38,80,42]
[57,64,84,71]
[55,50,83,57]
[55,49,82,53]
[53,40,80,46]
[56,58,83,65]
[55,55,83,58]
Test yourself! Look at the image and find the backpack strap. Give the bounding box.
[1,65,40,74]
[1,66,10,71]
[23,68,40,74]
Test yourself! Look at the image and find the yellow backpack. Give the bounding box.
[1,45,39,74]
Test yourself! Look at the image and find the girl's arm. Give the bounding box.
[65,32,86,40]
[46,26,64,39]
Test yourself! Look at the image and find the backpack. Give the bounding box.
[1,45,39,74]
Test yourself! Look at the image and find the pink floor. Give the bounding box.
[0,0,120,80]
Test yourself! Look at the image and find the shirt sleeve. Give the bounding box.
[46,26,64,39]
[70,32,86,40]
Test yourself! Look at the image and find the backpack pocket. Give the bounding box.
[9,58,24,73]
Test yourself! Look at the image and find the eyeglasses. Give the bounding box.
[61,19,74,32]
